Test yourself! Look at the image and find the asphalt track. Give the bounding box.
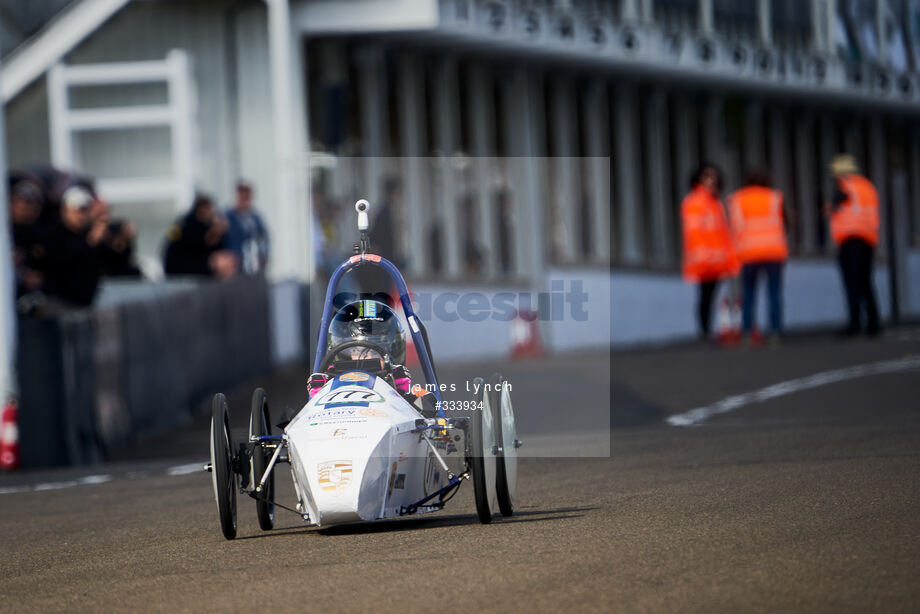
[2,329,920,612]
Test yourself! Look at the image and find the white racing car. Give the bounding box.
[206,199,520,539]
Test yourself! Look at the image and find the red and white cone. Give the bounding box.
[510,309,544,360]
[716,298,741,346]
[0,399,20,470]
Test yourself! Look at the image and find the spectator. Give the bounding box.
[825,154,881,337]
[225,180,269,274]
[728,168,789,345]
[680,164,739,341]
[83,186,142,278]
[163,194,237,279]
[43,186,105,308]
[313,186,345,281]
[9,180,48,298]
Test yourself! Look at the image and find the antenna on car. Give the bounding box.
[354,199,370,255]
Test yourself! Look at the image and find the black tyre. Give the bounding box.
[250,388,275,531]
[489,373,517,517]
[468,377,497,524]
[209,393,237,540]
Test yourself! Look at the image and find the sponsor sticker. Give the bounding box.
[317,460,353,494]
[307,406,388,422]
[339,372,370,382]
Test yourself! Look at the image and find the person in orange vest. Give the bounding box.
[825,154,881,336]
[681,164,739,340]
[728,168,788,344]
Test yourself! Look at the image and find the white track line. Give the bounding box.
[667,354,920,427]
[0,463,205,496]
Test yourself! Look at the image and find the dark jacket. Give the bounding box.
[44,223,101,307]
[163,213,226,277]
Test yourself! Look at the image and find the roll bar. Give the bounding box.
[312,254,442,404]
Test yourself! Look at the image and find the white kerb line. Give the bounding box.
[667,354,920,427]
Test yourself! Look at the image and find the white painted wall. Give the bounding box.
[408,257,900,361]
[907,249,920,318]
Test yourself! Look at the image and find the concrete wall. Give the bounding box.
[907,249,920,318]
[406,258,898,362]
[611,260,892,346]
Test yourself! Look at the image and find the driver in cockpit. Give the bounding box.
[308,299,437,416]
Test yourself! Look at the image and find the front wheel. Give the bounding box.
[210,393,237,540]
[490,373,518,517]
[468,377,497,524]
[250,388,275,531]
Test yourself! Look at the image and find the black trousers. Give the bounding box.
[698,280,719,338]
[837,238,880,332]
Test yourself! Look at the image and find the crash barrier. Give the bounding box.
[17,275,274,469]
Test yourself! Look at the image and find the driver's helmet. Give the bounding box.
[327,299,406,366]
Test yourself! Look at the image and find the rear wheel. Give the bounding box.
[468,377,497,524]
[210,393,237,540]
[250,388,275,531]
[490,373,518,517]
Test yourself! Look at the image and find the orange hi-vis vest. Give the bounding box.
[728,186,788,264]
[681,185,739,283]
[830,174,879,247]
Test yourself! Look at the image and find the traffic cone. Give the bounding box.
[716,298,741,346]
[730,298,743,344]
[510,309,544,360]
[0,399,20,470]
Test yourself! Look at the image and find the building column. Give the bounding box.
[699,0,714,35]
[867,116,889,258]
[825,0,838,56]
[621,0,639,23]
[793,111,818,255]
[818,115,837,255]
[501,68,546,281]
[582,80,612,265]
[431,56,462,278]
[396,53,427,278]
[356,46,389,210]
[876,0,888,64]
[613,84,644,265]
[744,101,766,173]
[701,95,723,169]
[266,0,310,281]
[467,63,498,277]
[768,107,795,249]
[758,0,772,46]
[909,126,920,248]
[672,92,698,213]
[549,76,579,264]
[645,88,674,267]
[639,0,654,23]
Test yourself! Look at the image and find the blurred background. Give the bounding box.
[2,0,920,467]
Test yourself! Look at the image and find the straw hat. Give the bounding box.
[829,154,860,176]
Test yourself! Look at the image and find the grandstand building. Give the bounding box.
[3,0,920,356]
